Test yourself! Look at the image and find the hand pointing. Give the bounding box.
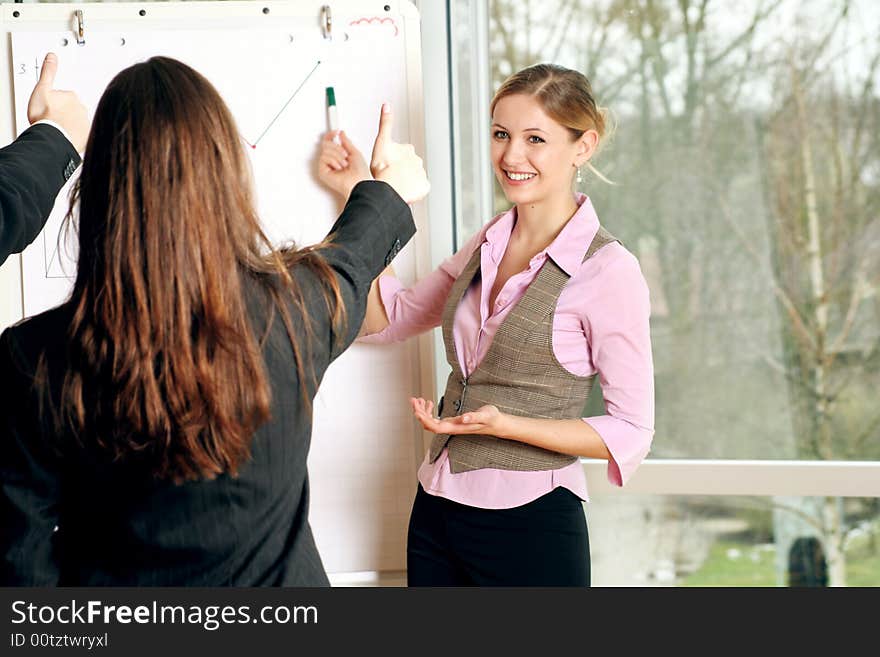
[369,103,430,203]
[26,53,89,152]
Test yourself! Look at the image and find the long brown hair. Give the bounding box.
[49,57,345,482]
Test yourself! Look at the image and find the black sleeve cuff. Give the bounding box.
[0,123,82,263]
[327,179,416,280]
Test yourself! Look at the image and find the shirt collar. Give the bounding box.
[545,193,601,277]
[483,207,517,264]
[482,194,600,277]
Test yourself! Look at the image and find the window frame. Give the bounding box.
[430,0,880,499]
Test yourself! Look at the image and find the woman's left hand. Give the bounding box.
[316,130,371,199]
[410,397,505,435]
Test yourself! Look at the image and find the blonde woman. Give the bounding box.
[318,64,654,586]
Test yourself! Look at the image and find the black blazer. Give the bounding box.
[0,123,81,265]
[0,181,415,585]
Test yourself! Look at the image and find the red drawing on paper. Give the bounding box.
[349,17,399,37]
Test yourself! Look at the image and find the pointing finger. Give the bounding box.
[375,102,392,145]
[37,53,58,88]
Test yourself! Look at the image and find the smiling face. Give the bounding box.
[490,93,597,207]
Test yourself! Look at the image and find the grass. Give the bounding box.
[843,532,880,587]
[682,541,776,587]
[681,535,880,587]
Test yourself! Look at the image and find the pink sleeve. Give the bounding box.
[581,250,655,487]
[358,228,486,345]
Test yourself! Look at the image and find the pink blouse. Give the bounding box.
[359,194,654,509]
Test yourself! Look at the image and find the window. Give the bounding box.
[446,0,880,586]
[469,0,880,463]
[589,493,880,587]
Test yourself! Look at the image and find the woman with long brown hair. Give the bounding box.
[0,56,428,585]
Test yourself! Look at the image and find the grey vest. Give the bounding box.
[429,226,618,474]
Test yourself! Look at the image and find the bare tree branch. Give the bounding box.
[705,0,785,71]
[743,497,826,534]
[795,1,852,92]
[714,181,819,354]
[847,410,880,457]
[644,0,673,119]
[490,0,517,73]
[540,0,579,61]
[580,3,617,82]
[828,266,869,357]
[848,32,880,194]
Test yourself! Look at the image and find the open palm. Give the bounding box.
[410,397,502,435]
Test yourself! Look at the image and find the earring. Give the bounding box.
[576,166,583,184]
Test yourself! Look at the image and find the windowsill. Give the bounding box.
[582,458,880,497]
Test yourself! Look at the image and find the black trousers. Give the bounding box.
[407,484,590,587]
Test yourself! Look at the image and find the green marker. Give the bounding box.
[326,87,340,143]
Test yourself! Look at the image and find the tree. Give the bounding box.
[487,0,880,585]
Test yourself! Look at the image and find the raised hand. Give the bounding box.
[26,53,89,152]
[369,103,430,203]
[316,129,370,199]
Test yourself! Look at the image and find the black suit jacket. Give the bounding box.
[0,181,415,585]
[0,123,81,265]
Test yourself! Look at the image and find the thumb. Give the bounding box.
[461,410,485,424]
[464,405,494,423]
[375,102,393,145]
[37,52,58,88]
[338,130,360,157]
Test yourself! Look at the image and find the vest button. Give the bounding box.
[454,399,462,412]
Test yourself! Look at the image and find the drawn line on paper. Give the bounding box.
[242,60,322,149]
[43,232,75,280]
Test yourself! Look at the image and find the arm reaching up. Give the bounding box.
[317,103,429,205]
[370,103,430,203]
[0,53,87,265]
[27,52,89,152]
